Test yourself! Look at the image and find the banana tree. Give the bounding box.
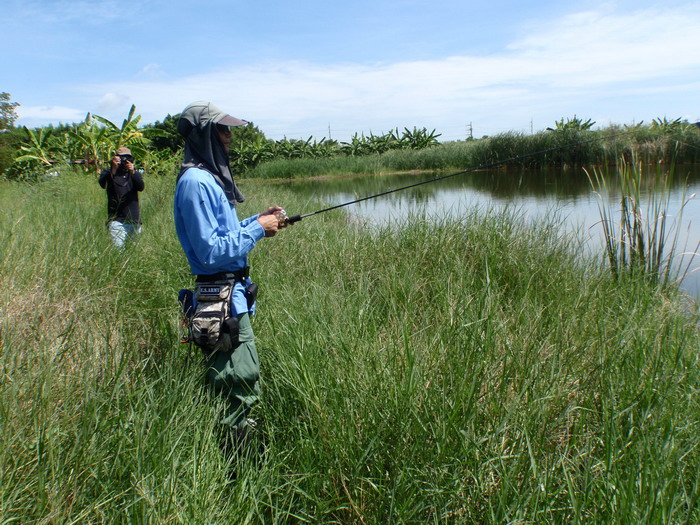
[15,127,57,166]
[547,116,596,132]
[231,134,274,173]
[67,113,112,172]
[651,117,686,134]
[93,104,147,158]
[341,133,372,156]
[402,127,441,149]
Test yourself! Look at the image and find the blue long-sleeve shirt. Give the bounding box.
[174,166,265,314]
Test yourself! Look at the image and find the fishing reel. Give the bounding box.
[274,209,303,225]
[274,209,287,227]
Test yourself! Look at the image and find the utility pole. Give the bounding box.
[530,119,533,134]
[328,123,332,140]
[467,122,473,140]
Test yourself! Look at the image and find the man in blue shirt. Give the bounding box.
[174,101,285,446]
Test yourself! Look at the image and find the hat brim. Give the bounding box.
[115,147,133,156]
[217,114,248,127]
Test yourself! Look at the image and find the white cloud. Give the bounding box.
[137,63,166,80]
[17,105,87,124]
[16,2,700,140]
[507,5,700,86]
[97,92,131,111]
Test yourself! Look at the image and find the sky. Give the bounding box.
[3,0,700,142]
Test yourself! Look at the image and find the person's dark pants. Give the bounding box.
[204,313,260,432]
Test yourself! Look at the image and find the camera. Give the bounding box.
[119,155,132,167]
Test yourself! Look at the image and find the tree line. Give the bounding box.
[2,91,699,182]
[0,93,442,182]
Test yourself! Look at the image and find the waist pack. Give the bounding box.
[190,278,237,353]
[182,276,259,354]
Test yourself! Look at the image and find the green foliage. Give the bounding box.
[651,116,687,133]
[15,126,57,166]
[139,147,183,178]
[229,126,440,175]
[92,104,147,157]
[340,127,441,156]
[274,136,316,159]
[246,124,700,180]
[6,108,700,183]
[547,115,596,132]
[230,121,267,146]
[0,92,20,130]
[0,127,22,175]
[142,113,182,153]
[251,120,681,179]
[401,126,442,149]
[6,105,162,179]
[65,114,112,172]
[341,131,399,155]
[229,124,274,174]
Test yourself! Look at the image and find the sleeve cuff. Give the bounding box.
[247,218,266,241]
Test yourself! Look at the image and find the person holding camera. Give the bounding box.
[98,146,145,248]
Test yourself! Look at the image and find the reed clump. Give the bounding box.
[1,170,699,523]
[587,158,698,287]
[241,126,700,181]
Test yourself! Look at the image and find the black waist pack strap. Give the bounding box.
[196,267,249,283]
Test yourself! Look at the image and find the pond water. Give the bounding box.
[281,165,700,301]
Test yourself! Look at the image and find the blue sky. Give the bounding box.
[4,0,699,141]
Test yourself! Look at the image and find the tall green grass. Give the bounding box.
[242,128,700,181]
[1,169,699,523]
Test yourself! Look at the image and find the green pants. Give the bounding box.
[204,313,260,431]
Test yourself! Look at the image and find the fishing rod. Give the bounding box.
[282,131,635,224]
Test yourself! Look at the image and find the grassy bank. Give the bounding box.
[241,127,700,180]
[1,170,699,523]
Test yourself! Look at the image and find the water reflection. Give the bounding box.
[282,165,700,300]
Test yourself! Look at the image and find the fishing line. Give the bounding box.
[282,130,639,224]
